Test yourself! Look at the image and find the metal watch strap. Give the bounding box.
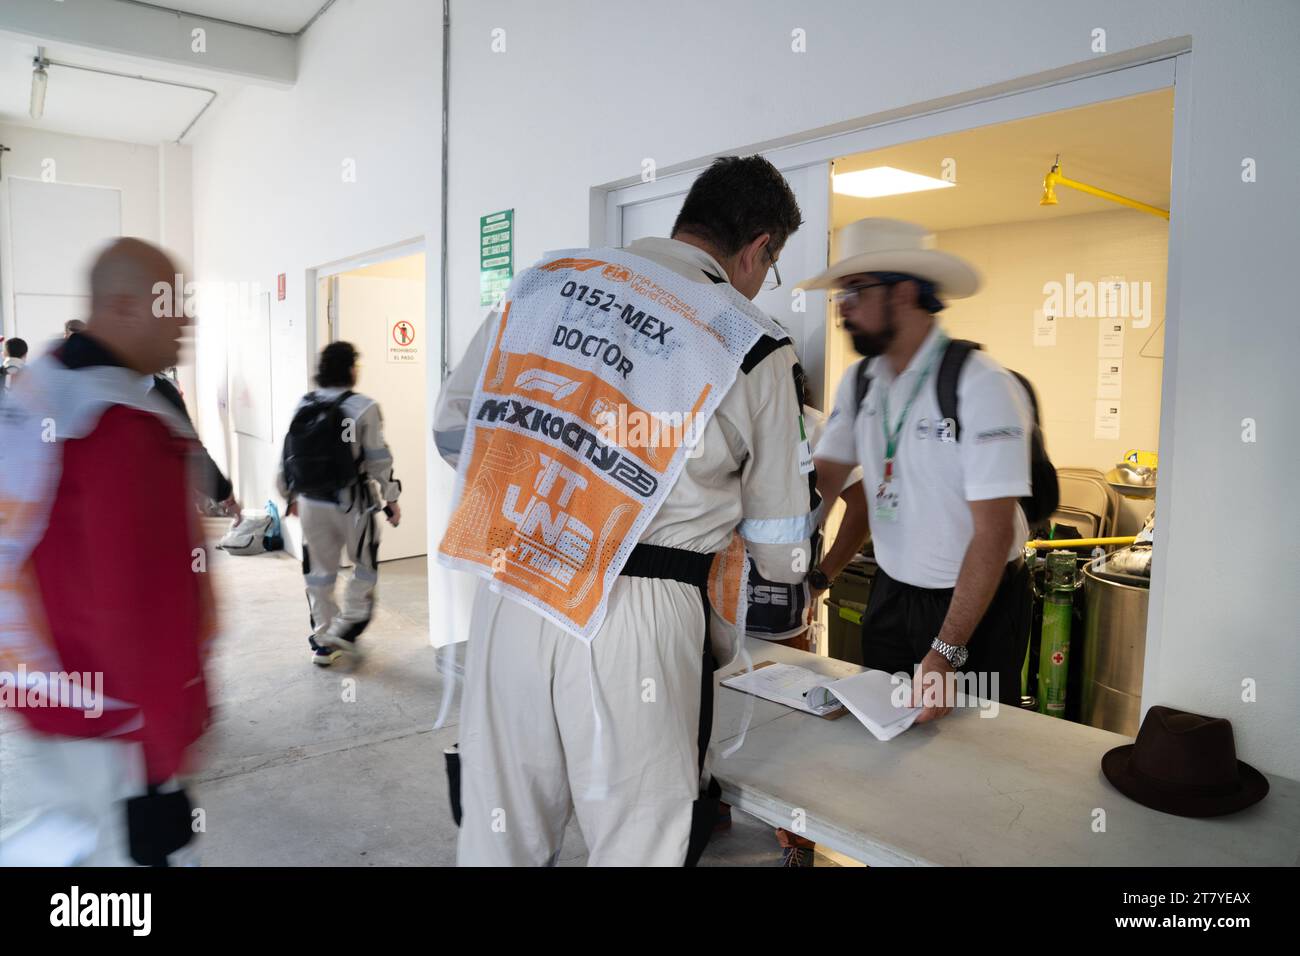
[931,636,967,666]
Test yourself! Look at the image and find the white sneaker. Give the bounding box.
[311,644,342,666]
[318,631,362,657]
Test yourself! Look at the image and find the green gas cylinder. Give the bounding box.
[1036,550,1079,718]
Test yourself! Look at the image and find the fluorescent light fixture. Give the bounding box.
[30,62,47,120]
[832,166,955,199]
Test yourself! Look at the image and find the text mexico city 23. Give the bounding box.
[51,887,151,936]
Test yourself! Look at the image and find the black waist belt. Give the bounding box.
[620,543,713,589]
[622,541,721,866]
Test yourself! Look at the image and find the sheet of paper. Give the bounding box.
[1098,274,1127,318]
[1094,400,1122,440]
[1098,318,1125,358]
[721,663,840,716]
[821,670,921,741]
[1033,309,1057,348]
[1097,359,1123,400]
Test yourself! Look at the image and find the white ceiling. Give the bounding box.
[130,0,328,34]
[0,1,332,145]
[833,89,1174,232]
[0,33,236,144]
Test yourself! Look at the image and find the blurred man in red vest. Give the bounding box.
[0,238,214,866]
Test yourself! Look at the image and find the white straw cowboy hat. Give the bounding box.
[801,218,982,297]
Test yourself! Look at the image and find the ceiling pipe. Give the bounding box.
[1040,155,1169,220]
[34,53,218,143]
[21,2,340,142]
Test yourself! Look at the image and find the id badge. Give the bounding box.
[874,482,900,523]
[796,415,814,475]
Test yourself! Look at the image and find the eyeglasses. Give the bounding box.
[830,280,893,308]
[762,246,782,291]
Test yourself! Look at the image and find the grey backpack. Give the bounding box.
[217,514,273,555]
[217,502,284,556]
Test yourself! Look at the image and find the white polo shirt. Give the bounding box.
[816,323,1031,589]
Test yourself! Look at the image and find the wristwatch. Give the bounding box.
[930,636,969,668]
[807,568,834,592]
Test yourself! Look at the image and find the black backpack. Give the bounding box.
[854,339,1059,525]
[281,390,360,500]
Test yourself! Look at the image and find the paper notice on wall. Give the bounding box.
[1098,274,1126,317]
[1033,309,1057,347]
[388,318,420,363]
[1098,318,1125,358]
[1094,400,1122,440]
[1097,358,1123,399]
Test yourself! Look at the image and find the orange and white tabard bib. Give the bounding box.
[438,248,786,643]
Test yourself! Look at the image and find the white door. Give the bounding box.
[6,178,121,354]
[335,264,428,561]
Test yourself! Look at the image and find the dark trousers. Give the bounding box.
[860,560,1030,706]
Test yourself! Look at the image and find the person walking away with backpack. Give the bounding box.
[807,219,1044,721]
[277,342,402,666]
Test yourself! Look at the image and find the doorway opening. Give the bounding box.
[598,58,1182,736]
[314,248,429,563]
[827,88,1171,533]
[825,88,1172,732]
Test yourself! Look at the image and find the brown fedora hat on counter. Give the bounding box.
[1102,705,1270,817]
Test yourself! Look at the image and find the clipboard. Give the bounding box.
[720,660,849,720]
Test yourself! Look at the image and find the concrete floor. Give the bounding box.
[2,531,839,867]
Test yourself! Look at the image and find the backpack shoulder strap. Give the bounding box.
[937,339,981,441]
[1007,369,1041,424]
[853,359,872,414]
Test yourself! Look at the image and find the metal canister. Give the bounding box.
[1037,550,1078,718]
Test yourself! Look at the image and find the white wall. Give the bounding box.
[941,211,1168,534]
[824,209,1168,534]
[187,0,441,557]
[445,1,1300,776]
[159,141,197,404]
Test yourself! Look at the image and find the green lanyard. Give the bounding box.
[879,332,948,482]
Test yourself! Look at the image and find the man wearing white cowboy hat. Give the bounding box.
[805,218,1033,722]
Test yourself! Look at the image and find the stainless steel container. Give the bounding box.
[1081,562,1150,736]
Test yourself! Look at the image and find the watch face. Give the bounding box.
[953,647,969,667]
